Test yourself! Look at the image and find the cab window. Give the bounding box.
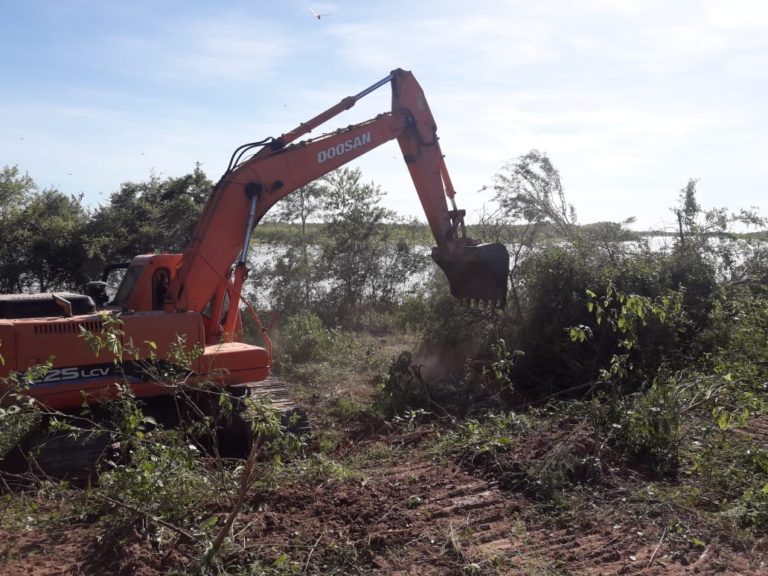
[112,265,144,308]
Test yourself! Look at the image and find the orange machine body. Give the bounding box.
[0,311,268,410]
[0,69,508,413]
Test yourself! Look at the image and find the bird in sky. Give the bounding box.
[308,7,332,20]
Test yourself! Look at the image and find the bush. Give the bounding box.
[98,428,211,525]
[0,393,41,460]
[410,271,501,383]
[0,361,46,462]
[375,351,428,416]
[374,346,505,418]
[600,380,682,475]
[277,311,338,365]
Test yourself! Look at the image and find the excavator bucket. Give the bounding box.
[431,243,510,308]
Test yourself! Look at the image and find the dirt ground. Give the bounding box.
[2,433,766,575]
[1,375,767,575]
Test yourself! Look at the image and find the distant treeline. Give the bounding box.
[252,221,768,246]
[251,221,645,246]
[3,151,765,298]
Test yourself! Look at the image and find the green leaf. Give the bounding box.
[199,515,219,531]
[569,327,580,342]
[690,538,706,548]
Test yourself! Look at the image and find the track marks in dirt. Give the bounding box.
[488,521,671,575]
[740,414,768,442]
[3,435,764,575]
[0,526,96,576]
[348,447,765,575]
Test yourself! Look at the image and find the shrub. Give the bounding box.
[598,380,682,475]
[0,361,47,463]
[375,351,428,416]
[98,427,211,525]
[277,311,337,365]
[0,392,41,460]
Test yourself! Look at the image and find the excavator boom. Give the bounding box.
[170,69,509,338]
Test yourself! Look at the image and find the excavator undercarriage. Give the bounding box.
[2,378,308,480]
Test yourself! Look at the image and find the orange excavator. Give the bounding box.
[0,69,509,456]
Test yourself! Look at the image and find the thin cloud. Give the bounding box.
[2,0,766,228]
[105,18,301,84]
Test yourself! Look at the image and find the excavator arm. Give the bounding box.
[168,69,509,340]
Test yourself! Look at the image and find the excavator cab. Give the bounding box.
[432,243,509,308]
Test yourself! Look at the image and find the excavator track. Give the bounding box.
[1,377,307,480]
[217,377,310,457]
[1,426,112,482]
[237,377,309,432]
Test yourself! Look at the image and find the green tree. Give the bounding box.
[481,150,584,321]
[0,165,212,294]
[271,183,323,312]
[0,166,35,292]
[318,167,426,326]
[452,154,690,394]
[87,164,212,270]
[248,183,324,315]
[248,168,428,327]
[272,181,323,237]
[491,150,576,242]
[18,189,91,292]
[0,166,91,292]
[666,179,768,339]
[0,165,34,209]
[679,179,700,226]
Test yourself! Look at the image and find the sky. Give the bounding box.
[1,0,766,230]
